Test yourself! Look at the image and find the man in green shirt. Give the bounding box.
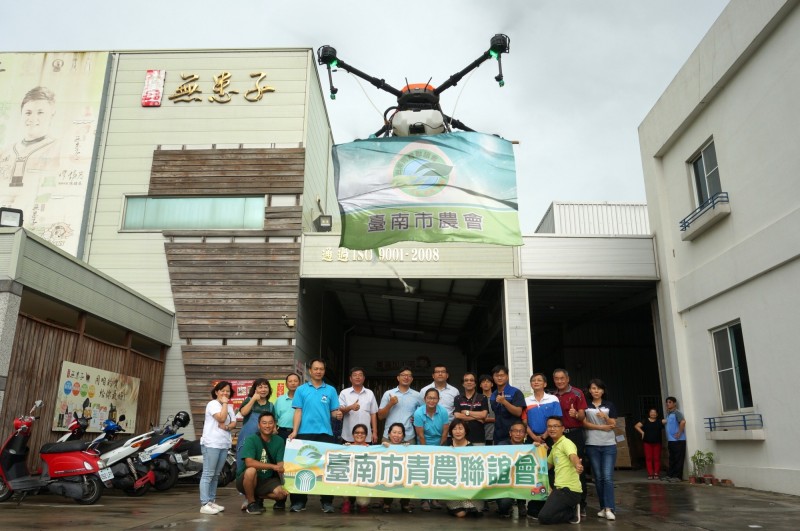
[235,412,288,514]
[537,416,584,525]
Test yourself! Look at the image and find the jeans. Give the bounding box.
[585,444,617,511]
[200,445,229,505]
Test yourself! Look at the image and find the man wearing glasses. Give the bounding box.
[497,420,529,518]
[537,416,584,525]
[421,364,460,421]
[453,372,489,445]
[378,366,423,443]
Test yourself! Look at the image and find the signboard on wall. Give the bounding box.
[53,361,140,433]
[214,379,287,419]
[0,52,109,255]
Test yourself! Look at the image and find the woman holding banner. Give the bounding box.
[381,423,413,513]
[445,420,484,518]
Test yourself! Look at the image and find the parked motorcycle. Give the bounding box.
[173,438,236,488]
[93,415,162,496]
[135,412,190,491]
[0,400,106,505]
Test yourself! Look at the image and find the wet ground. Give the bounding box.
[1,471,798,530]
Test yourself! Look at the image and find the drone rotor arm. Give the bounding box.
[434,51,492,96]
[334,59,403,98]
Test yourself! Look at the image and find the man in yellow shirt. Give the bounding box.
[537,416,584,525]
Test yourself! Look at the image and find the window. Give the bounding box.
[123,196,264,230]
[712,322,753,412]
[691,141,721,204]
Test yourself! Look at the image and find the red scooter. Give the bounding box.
[0,400,108,504]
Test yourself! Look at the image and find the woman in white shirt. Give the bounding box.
[199,381,237,515]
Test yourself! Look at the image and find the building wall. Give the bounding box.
[84,49,316,435]
[639,0,800,494]
[302,55,337,233]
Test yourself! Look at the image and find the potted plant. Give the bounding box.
[690,450,715,483]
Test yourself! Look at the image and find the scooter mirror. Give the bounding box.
[82,398,91,409]
[34,400,43,408]
[118,414,126,422]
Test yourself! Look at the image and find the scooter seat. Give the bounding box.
[40,440,92,454]
[95,438,128,453]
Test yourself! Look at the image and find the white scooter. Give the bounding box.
[135,412,190,491]
[92,416,162,496]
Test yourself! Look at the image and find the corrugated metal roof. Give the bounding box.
[535,201,651,235]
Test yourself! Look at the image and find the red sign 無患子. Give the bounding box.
[141,69,166,107]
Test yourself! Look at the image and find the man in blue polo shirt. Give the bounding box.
[288,358,342,513]
[490,365,525,445]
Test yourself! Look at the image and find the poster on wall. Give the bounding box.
[53,361,141,433]
[0,51,109,256]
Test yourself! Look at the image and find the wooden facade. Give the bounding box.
[149,148,305,196]
[155,147,304,437]
[0,315,164,470]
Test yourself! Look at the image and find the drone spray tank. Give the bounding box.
[316,34,510,137]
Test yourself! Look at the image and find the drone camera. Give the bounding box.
[408,123,426,135]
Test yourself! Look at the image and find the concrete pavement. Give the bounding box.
[0,471,798,530]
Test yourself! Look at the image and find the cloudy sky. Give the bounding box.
[1,0,729,231]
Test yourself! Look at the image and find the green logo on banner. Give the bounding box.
[296,444,324,467]
[392,148,453,198]
[295,469,317,492]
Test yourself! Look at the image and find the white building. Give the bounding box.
[639,0,800,494]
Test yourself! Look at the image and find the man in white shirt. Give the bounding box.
[338,366,379,444]
[420,364,460,422]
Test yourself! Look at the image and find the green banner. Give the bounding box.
[333,132,523,250]
[284,438,549,500]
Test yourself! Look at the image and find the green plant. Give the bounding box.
[690,450,715,477]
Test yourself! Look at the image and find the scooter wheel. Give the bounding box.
[154,460,179,491]
[0,481,13,502]
[124,481,151,497]
[74,476,103,505]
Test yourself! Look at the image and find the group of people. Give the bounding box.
[196,360,686,525]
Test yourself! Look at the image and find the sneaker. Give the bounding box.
[273,500,286,510]
[322,503,335,513]
[209,502,225,512]
[668,476,682,483]
[246,502,263,514]
[527,513,539,521]
[200,503,220,515]
[421,501,431,511]
[568,504,581,524]
[402,503,414,513]
[580,506,587,518]
[341,500,351,514]
[289,503,306,512]
[241,501,248,511]
[605,509,616,521]
[598,509,608,518]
